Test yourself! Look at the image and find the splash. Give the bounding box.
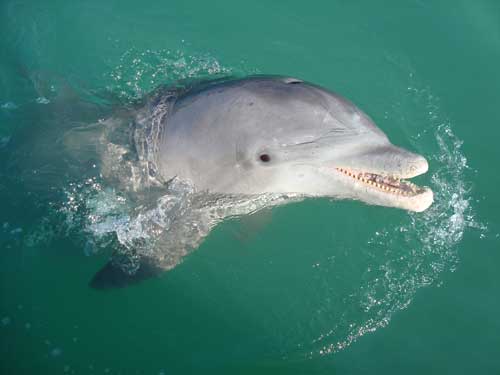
[63,174,301,275]
[309,94,487,356]
[106,48,256,101]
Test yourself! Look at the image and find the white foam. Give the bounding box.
[1,102,17,110]
[36,97,50,105]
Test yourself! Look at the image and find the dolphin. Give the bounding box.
[83,75,433,288]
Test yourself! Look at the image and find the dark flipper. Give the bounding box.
[89,258,164,290]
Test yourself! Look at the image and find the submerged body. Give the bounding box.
[64,76,433,287]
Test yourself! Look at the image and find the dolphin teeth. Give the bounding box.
[336,167,426,197]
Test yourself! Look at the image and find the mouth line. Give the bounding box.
[335,167,428,197]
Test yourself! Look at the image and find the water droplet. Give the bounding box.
[1,102,17,110]
[50,347,62,357]
[36,97,50,105]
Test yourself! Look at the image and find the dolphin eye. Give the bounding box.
[259,154,271,162]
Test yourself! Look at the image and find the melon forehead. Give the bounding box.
[169,76,381,146]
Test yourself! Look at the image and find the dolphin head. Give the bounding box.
[158,77,433,212]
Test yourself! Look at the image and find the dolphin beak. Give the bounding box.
[334,143,433,212]
[352,144,429,179]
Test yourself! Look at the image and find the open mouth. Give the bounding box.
[335,167,428,197]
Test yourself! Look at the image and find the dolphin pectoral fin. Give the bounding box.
[89,204,220,289]
[89,257,164,290]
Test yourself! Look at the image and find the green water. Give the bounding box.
[1,0,499,373]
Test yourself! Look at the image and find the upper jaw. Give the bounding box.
[337,144,429,179]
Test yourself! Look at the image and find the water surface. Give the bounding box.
[1,1,499,374]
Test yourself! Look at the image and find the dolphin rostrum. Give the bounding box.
[83,76,433,288]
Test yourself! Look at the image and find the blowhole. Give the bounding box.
[283,77,303,85]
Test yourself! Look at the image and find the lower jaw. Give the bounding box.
[369,187,434,212]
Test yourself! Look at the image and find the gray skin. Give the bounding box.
[155,76,432,212]
[89,75,433,288]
